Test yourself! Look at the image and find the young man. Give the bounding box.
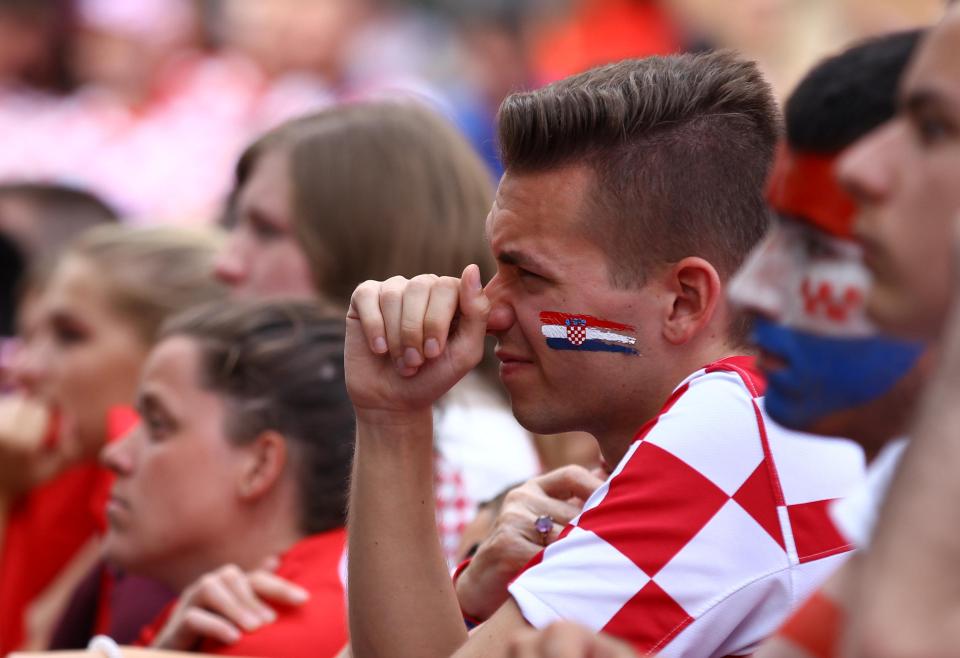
[502,29,930,658]
[727,29,926,658]
[730,29,927,452]
[833,5,960,657]
[345,51,863,658]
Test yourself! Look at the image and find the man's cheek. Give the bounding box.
[791,263,873,336]
[799,277,864,325]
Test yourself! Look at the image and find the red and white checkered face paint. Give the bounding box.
[729,219,875,338]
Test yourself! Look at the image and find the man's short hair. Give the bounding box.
[497,51,780,286]
[786,30,924,152]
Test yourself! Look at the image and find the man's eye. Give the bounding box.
[914,115,952,146]
[517,269,541,279]
[144,415,172,439]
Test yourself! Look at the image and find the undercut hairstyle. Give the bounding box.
[786,30,924,152]
[498,50,780,286]
[161,300,354,535]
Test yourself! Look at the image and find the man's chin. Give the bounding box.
[509,401,575,436]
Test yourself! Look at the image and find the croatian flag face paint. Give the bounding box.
[729,217,922,430]
[539,311,638,355]
[730,219,874,337]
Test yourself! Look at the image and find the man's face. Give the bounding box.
[838,9,960,341]
[483,166,665,443]
[729,218,922,435]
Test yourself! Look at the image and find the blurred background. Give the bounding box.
[0,0,943,226]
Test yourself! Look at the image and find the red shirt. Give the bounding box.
[140,529,348,658]
[0,406,136,654]
[0,462,108,654]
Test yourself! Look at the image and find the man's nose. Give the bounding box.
[837,123,898,210]
[483,273,516,333]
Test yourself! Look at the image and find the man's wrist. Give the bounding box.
[354,406,433,431]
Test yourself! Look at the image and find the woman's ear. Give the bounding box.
[662,257,723,345]
[237,430,288,502]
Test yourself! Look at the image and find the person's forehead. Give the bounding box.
[237,149,291,217]
[143,336,201,392]
[486,166,596,254]
[901,10,960,106]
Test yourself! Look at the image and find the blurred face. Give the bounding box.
[101,336,249,587]
[729,218,922,433]
[214,148,316,299]
[11,256,148,455]
[839,9,960,340]
[484,167,665,446]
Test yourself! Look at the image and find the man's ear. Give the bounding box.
[661,257,723,345]
[237,429,288,502]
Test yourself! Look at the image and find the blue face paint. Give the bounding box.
[751,316,923,431]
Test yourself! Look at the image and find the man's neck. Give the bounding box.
[594,343,746,468]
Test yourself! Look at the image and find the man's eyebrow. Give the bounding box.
[902,86,958,116]
[496,249,549,271]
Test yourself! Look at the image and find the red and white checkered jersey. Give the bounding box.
[508,356,865,657]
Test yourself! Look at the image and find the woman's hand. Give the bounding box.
[152,561,309,651]
[0,395,62,496]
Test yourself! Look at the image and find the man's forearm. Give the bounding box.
[347,412,469,658]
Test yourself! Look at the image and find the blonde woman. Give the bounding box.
[0,226,226,654]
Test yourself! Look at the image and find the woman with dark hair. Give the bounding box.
[104,299,354,658]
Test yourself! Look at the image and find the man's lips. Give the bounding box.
[495,349,533,364]
[106,492,130,517]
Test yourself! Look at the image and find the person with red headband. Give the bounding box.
[729,29,927,658]
[729,32,927,450]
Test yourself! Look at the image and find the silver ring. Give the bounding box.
[88,635,123,658]
[534,514,554,546]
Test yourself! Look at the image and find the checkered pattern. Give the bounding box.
[509,356,864,657]
[566,320,588,346]
[434,450,475,567]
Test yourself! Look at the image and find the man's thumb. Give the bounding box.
[457,264,491,340]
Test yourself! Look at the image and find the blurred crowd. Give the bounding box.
[0,0,942,223]
[1,2,959,658]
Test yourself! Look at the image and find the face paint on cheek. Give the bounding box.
[539,311,639,355]
[782,233,875,337]
[800,278,865,324]
[751,316,923,431]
